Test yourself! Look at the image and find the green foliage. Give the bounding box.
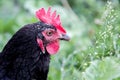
[82,57,120,80]
[0,0,120,80]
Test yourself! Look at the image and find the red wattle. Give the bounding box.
[46,40,59,55]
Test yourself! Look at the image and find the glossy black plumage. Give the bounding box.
[0,22,55,80]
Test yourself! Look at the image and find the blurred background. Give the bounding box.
[0,0,120,80]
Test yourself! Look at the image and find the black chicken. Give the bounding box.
[0,7,70,80]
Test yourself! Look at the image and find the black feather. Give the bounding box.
[0,22,54,80]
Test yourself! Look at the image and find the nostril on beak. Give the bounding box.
[60,34,70,41]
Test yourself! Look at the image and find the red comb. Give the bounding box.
[36,7,66,34]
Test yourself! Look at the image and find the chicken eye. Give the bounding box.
[46,31,53,36]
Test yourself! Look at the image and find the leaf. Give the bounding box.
[82,57,120,80]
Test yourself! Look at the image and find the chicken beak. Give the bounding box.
[59,34,70,41]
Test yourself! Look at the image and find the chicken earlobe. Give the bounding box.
[37,38,45,53]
